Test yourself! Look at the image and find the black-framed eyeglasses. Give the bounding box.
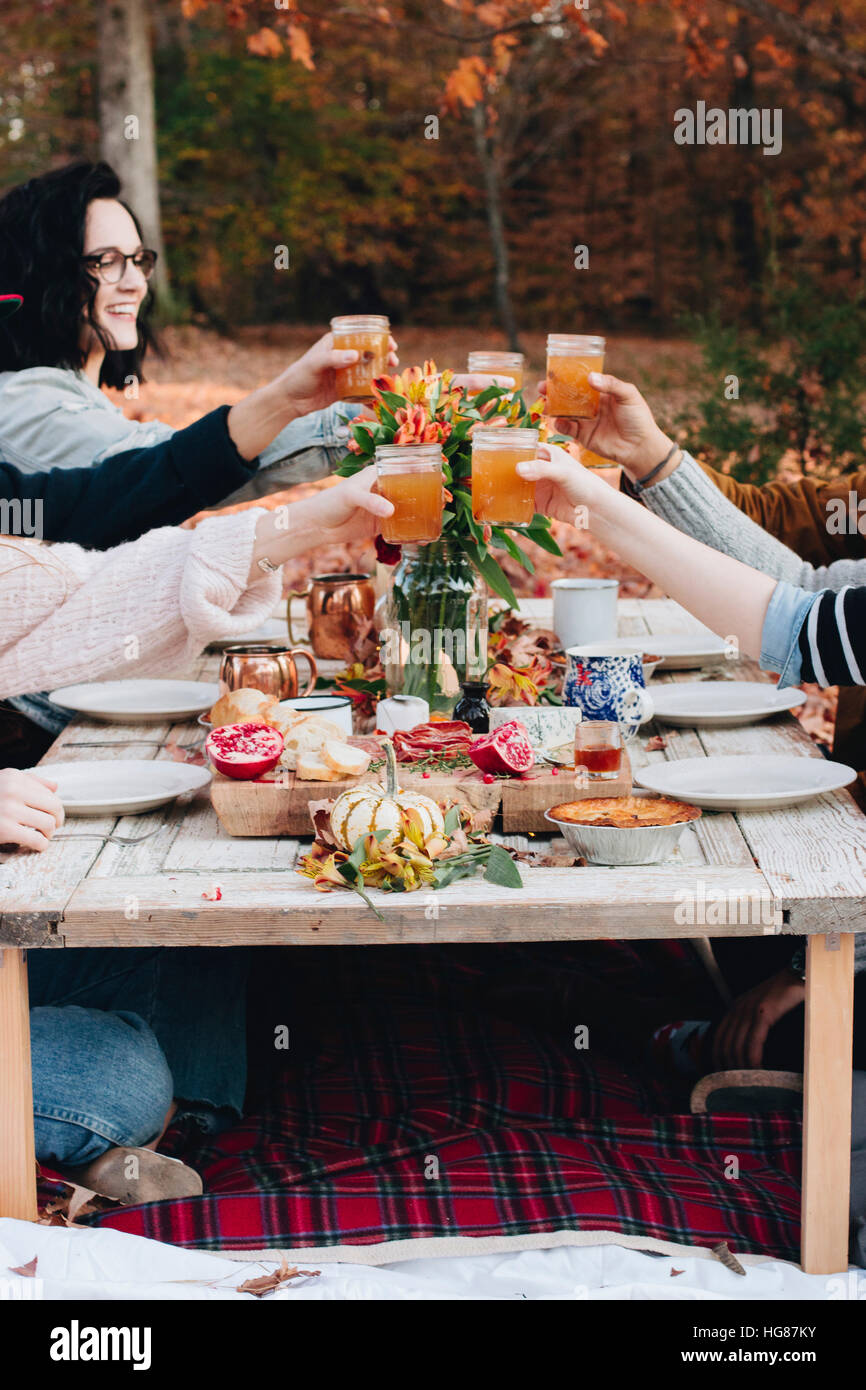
[82,248,158,284]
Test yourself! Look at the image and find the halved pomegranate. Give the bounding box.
[205,721,284,780]
[469,720,535,776]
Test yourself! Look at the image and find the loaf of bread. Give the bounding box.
[209,687,276,728]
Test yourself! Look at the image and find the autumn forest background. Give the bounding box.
[1,0,865,698]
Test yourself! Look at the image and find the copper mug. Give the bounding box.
[288,572,376,661]
[218,644,317,702]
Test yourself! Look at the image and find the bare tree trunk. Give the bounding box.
[98,0,173,310]
[471,103,521,349]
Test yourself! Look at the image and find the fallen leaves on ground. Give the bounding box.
[237,1257,321,1297]
[37,1183,116,1227]
[711,1241,747,1276]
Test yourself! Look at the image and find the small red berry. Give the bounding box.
[482,772,496,784]
[551,766,559,775]
[422,771,430,778]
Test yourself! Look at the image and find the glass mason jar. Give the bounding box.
[331,314,390,401]
[546,334,605,419]
[471,425,538,527]
[379,540,489,714]
[467,350,525,392]
[375,443,444,545]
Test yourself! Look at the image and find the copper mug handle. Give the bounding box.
[287,647,318,698]
[286,589,310,644]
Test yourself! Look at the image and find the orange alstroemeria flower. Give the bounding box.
[487,657,553,707]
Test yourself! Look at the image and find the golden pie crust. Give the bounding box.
[548,795,701,828]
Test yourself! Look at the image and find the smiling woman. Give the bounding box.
[0,162,159,392]
[0,160,394,490]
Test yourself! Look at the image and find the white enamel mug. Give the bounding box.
[274,695,353,736]
[552,578,619,650]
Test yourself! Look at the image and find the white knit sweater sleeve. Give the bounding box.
[0,511,281,698]
[644,452,866,592]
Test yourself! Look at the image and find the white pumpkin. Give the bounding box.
[330,740,444,852]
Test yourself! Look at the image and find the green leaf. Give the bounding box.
[432,859,477,891]
[443,805,461,834]
[336,452,364,477]
[346,834,369,872]
[483,844,523,888]
[468,384,508,409]
[495,530,535,573]
[378,389,407,413]
[461,542,519,608]
[523,516,563,556]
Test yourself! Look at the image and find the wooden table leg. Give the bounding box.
[0,949,37,1221]
[801,932,855,1274]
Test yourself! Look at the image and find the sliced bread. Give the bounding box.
[296,751,343,782]
[321,740,371,776]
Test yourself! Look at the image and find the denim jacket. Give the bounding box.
[760,579,822,688]
[0,367,361,733]
[0,367,360,501]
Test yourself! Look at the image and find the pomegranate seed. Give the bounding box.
[422,771,430,778]
[551,766,559,776]
[482,772,496,784]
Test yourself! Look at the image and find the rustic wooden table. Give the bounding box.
[1,598,863,1274]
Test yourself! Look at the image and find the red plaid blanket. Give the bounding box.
[63,941,803,1258]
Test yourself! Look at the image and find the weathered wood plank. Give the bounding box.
[639,600,866,924]
[0,949,37,1220]
[801,933,855,1274]
[60,862,788,946]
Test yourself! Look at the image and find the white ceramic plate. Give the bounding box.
[543,743,575,768]
[634,754,856,811]
[207,619,288,650]
[37,760,212,816]
[50,680,220,724]
[650,681,806,727]
[641,635,730,670]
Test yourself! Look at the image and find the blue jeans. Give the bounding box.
[28,947,250,1166]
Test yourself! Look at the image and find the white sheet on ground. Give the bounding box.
[1,1220,863,1301]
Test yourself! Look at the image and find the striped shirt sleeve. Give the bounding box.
[798,585,866,685]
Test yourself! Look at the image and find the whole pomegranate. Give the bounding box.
[205,721,284,780]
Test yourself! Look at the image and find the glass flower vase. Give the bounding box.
[379,540,489,714]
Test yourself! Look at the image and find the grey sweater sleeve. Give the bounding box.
[643,452,866,593]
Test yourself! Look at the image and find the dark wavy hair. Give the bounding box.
[0,161,158,389]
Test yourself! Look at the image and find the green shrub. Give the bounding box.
[678,282,866,484]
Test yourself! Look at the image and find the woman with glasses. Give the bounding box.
[0,161,394,492]
[0,160,397,754]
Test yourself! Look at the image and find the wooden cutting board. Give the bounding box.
[210,749,632,837]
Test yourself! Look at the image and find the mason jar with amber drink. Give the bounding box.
[471,426,538,527]
[467,351,525,392]
[546,334,605,419]
[331,314,390,402]
[375,444,444,545]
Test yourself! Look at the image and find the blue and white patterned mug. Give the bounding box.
[563,645,654,738]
